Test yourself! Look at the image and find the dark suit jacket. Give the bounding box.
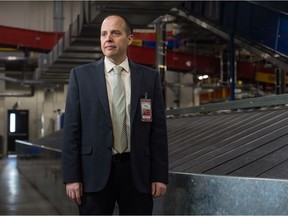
[62,58,168,194]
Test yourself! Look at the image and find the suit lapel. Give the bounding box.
[130,61,142,125]
[92,59,111,122]
[91,59,141,126]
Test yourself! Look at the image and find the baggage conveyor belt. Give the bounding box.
[15,106,288,214]
[30,106,288,180]
[167,107,288,179]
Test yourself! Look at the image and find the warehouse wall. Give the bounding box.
[0,1,82,157]
[0,1,82,32]
[2,83,66,156]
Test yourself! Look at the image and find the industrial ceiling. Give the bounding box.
[0,1,287,86]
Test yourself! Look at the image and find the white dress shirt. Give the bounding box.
[104,57,131,153]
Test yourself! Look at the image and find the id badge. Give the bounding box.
[141,98,152,122]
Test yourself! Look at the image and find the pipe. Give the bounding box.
[0,86,35,97]
[0,75,40,97]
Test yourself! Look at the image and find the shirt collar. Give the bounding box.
[104,57,130,74]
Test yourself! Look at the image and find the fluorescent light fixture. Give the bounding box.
[8,56,17,60]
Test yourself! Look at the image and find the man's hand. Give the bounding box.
[66,182,83,205]
[151,182,167,198]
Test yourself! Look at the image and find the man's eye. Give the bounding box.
[113,32,120,36]
[101,32,106,37]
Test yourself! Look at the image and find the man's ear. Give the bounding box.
[127,34,134,46]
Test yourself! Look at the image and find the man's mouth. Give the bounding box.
[105,45,116,49]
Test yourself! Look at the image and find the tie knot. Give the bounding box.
[113,65,123,75]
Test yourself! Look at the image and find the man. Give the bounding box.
[62,15,168,215]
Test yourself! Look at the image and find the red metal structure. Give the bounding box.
[0,25,277,81]
[0,25,63,52]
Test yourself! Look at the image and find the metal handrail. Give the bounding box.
[166,93,288,116]
[36,7,84,77]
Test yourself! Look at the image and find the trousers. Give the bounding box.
[78,154,153,215]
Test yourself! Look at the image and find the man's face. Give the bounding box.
[100,16,133,64]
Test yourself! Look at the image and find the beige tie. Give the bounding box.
[111,65,128,153]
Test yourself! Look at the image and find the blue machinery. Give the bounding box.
[16,94,288,214]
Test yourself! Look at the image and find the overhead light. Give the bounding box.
[8,56,17,60]
[261,53,269,59]
[198,75,209,80]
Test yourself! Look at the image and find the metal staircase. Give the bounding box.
[35,1,288,85]
[35,1,181,83]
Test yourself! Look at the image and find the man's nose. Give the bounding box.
[106,34,113,41]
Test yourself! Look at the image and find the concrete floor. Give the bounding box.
[0,155,59,215]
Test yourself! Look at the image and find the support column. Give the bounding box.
[0,75,5,157]
[156,19,167,106]
[220,50,229,85]
[276,68,286,94]
[229,32,236,101]
[54,0,63,32]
